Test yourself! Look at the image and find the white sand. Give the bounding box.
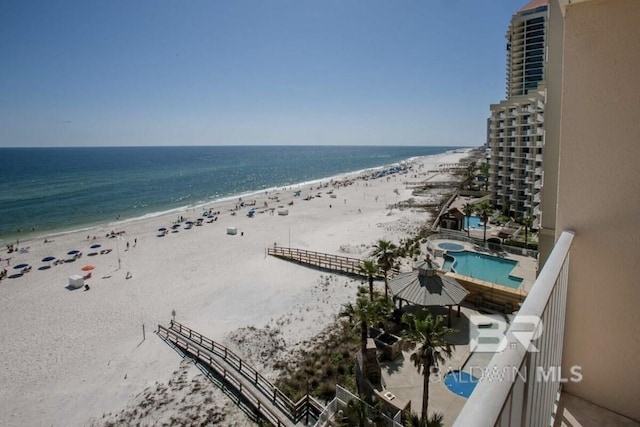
[0,149,469,426]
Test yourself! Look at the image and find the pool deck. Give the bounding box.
[380,304,636,426]
[430,238,537,293]
[379,305,478,426]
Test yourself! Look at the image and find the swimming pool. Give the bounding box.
[444,370,479,398]
[442,250,523,289]
[464,216,492,230]
[437,242,465,252]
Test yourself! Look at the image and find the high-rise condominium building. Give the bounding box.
[487,0,548,226]
[455,1,640,424]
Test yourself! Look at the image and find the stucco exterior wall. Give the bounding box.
[537,0,563,269]
[552,0,640,420]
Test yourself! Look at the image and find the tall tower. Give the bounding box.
[487,0,548,226]
[506,0,548,97]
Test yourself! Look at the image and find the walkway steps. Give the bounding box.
[157,321,324,427]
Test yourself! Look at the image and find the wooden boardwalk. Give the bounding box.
[267,246,397,279]
[157,321,324,427]
[267,246,367,276]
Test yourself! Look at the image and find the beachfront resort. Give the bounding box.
[1,0,639,426]
[1,142,549,427]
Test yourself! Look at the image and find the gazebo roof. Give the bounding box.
[388,259,469,307]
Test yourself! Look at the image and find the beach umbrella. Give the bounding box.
[185,221,193,225]
[67,249,80,255]
[90,244,102,249]
[172,224,180,229]
[42,256,56,262]
[81,265,95,271]
[158,227,167,232]
[14,263,29,270]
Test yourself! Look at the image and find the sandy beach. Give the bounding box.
[0,149,469,426]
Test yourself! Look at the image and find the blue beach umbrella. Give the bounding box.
[42,256,56,262]
[14,263,29,270]
[158,227,167,232]
[90,244,102,249]
[67,249,80,255]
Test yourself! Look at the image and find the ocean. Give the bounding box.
[0,145,460,243]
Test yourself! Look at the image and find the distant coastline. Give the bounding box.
[0,145,467,244]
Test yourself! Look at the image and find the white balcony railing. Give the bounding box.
[453,231,574,427]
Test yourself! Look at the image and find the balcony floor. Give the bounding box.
[554,392,639,427]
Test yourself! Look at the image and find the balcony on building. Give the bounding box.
[514,162,526,170]
[455,1,638,426]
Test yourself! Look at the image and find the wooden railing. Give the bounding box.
[268,246,365,276]
[159,321,324,426]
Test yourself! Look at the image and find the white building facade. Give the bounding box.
[488,0,548,225]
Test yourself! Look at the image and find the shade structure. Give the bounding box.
[388,259,469,307]
[67,249,80,255]
[158,227,167,232]
[42,256,56,262]
[13,263,29,270]
[81,265,95,271]
[90,244,102,249]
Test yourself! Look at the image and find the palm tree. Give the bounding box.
[339,296,393,381]
[479,162,490,192]
[404,411,445,427]
[522,215,532,246]
[372,239,398,299]
[459,161,476,190]
[475,201,493,243]
[343,398,368,427]
[461,203,474,237]
[339,397,386,427]
[358,259,379,302]
[402,311,456,424]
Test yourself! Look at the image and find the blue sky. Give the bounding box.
[0,0,528,147]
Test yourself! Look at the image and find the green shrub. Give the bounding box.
[505,240,538,250]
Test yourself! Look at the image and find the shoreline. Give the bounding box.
[0,149,471,426]
[0,148,467,247]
